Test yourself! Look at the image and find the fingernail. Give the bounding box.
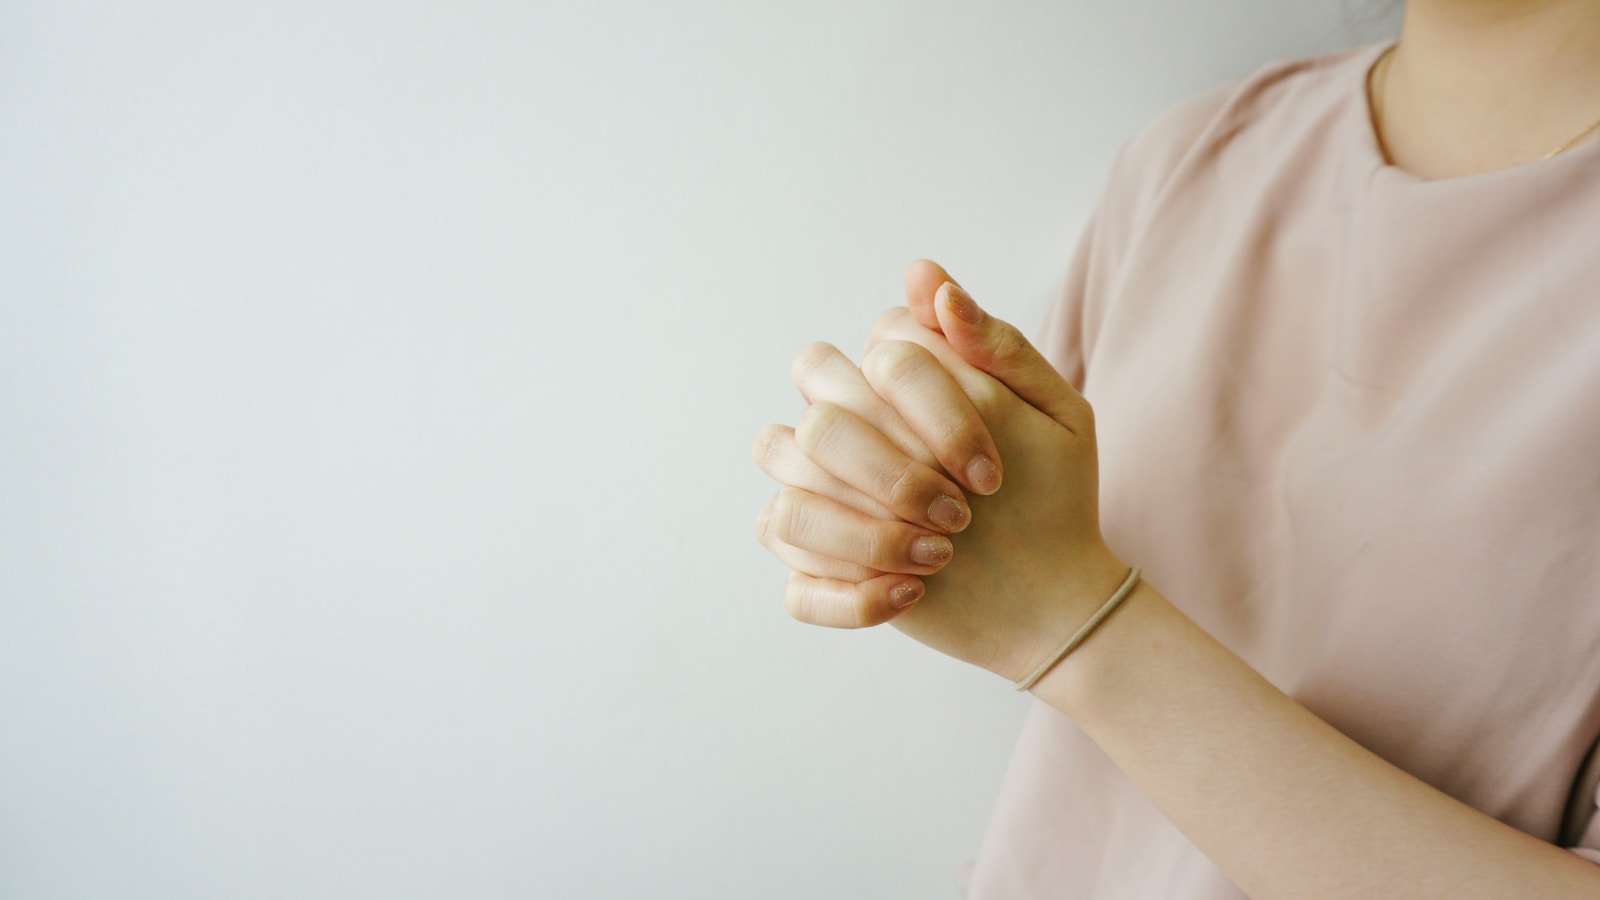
[890,580,923,609]
[928,494,969,532]
[911,536,953,567]
[966,455,999,494]
[945,283,984,325]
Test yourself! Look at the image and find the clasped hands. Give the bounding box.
[752,260,1133,685]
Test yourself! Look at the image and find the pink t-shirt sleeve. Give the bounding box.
[1035,200,1101,396]
[1034,75,1244,400]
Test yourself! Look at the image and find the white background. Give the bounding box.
[0,2,1398,897]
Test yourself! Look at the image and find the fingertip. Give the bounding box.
[928,491,971,534]
[887,576,924,612]
[939,281,986,326]
[931,282,964,338]
[907,260,956,333]
[933,282,1000,370]
[751,422,787,467]
[965,454,1002,496]
[906,258,953,288]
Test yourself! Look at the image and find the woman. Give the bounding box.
[752,1,1600,896]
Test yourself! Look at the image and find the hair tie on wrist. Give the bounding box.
[1014,566,1142,692]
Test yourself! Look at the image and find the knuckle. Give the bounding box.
[935,413,975,452]
[861,522,903,571]
[847,590,880,629]
[790,341,840,388]
[783,574,812,623]
[965,377,1006,415]
[991,323,1026,363]
[768,486,807,543]
[883,462,924,511]
[783,574,884,629]
[863,339,928,389]
[869,306,912,339]
[793,401,842,455]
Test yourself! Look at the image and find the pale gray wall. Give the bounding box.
[0,2,1398,897]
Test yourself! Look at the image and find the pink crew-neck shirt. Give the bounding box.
[956,39,1600,898]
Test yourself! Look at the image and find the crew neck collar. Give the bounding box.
[1350,38,1600,190]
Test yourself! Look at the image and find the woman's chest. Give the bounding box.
[1079,202,1600,835]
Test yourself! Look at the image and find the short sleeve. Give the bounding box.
[1035,195,1104,396]
[1032,134,1144,399]
[1033,73,1247,398]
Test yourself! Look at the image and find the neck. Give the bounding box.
[1377,0,1600,177]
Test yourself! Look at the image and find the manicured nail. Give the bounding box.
[945,283,984,324]
[890,580,923,609]
[910,536,953,567]
[966,454,999,494]
[928,494,969,532]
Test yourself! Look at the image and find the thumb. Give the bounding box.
[903,258,956,334]
[933,281,1092,435]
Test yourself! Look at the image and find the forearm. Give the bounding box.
[1030,579,1600,898]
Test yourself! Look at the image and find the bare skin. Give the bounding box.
[1375,0,1600,179]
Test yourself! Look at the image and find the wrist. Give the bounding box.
[992,549,1142,684]
[1024,575,1188,721]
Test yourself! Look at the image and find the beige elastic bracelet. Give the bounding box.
[1013,566,1142,692]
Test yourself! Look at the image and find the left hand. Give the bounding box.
[756,263,1132,682]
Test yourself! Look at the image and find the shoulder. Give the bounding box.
[1098,41,1382,238]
